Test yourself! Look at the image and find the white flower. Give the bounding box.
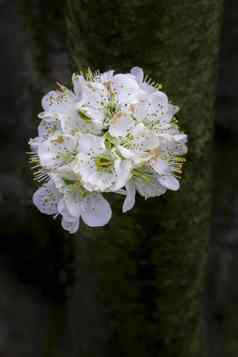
[130,66,156,94]
[33,180,61,215]
[150,158,180,191]
[41,87,77,115]
[111,73,144,109]
[109,116,159,165]
[66,192,111,227]
[41,79,103,136]
[131,67,179,125]
[57,198,80,234]
[75,78,108,132]
[37,132,78,169]
[134,91,169,123]
[72,133,132,192]
[59,192,112,230]
[95,70,114,84]
[122,171,166,213]
[33,180,112,233]
[29,67,187,234]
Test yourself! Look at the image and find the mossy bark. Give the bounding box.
[18,1,223,356]
[62,1,223,357]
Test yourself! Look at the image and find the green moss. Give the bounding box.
[17,0,223,355]
[63,0,224,356]
[18,0,67,82]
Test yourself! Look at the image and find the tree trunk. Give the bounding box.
[59,1,223,357]
[17,1,223,356]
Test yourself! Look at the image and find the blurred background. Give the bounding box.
[0,0,237,356]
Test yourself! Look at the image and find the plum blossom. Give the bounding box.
[28,67,187,233]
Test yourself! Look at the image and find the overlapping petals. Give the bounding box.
[29,67,187,233]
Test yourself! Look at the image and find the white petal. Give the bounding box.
[118,123,158,164]
[58,198,80,233]
[113,159,132,191]
[38,119,59,139]
[42,90,75,113]
[73,152,116,192]
[98,70,114,83]
[151,91,168,115]
[61,110,102,136]
[160,104,179,124]
[72,73,83,97]
[109,114,135,138]
[112,74,141,105]
[38,111,58,121]
[133,123,159,149]
[33,180,60,215]
[81,194,112,227]
[57,198,72,220]
[151,159,170,175]
[174,134,188,144]
[29,137,44,152]
[158,175,180,191]
[64,192,82,218]
[118,145,135,160]
[140,82,156,94]
[130,67,144,83]
[174,144,188,155]
[80,81,108,109]
[135,91,168,121]
[80,106,104,126]
[38,134,77,169]
[61,216,80,234]
[122,182,136,213]
[135,175,166,199]
[78,133,105,155]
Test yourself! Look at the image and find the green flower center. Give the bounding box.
[95,154,113,172]
[132,167,152,183]
[63,178,88,197]
[78,109,92,124]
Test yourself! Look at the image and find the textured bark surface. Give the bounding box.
[61,1,223,357]
[2,1,234,356]
[208,1,238,355]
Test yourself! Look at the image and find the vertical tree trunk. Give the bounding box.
[61,1,223,357]
[18,1,223,356]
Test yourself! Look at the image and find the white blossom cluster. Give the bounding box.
[29,67,187,233]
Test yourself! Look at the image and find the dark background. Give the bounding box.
[0,0,237,355]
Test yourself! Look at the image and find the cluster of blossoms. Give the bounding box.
[29,67,187,234]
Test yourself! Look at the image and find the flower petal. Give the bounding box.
[81,194,112,227]
[130,67,144,83]
[109,114,135,138]
[72,73,83,97]
[42,90,75,113]
[151,159,170,175]
[135,91,168,121]
[122,182,136,213]
[112,74,141,105]
[158,175,180,191]
[58,198,80,233]
[160,104,179,124]
[174,134,188,144]
[136,175,166,199]
[64,192,82,218]
[97,70,114,83]
[33,180,60,215]
[78,133,105,155]
[38,133,77,169]
[38,119,59,139]
[29,137,44,152]
[80,81,108,109]
[61,216,80,234]
[113,159,132,191]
